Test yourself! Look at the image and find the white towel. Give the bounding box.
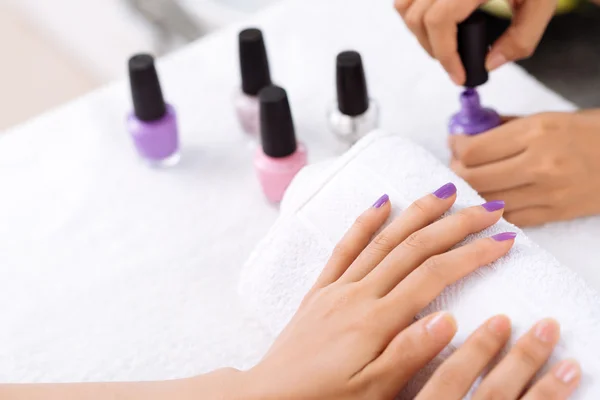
[2,0,598,387]
[239,130,600,399]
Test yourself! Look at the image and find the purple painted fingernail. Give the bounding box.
[492,232,517,242]
[373,194,390,209]
[482,200,505,212]
[433,183,457,199]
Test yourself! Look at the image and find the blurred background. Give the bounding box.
[1,0,598,131]
[0,0,279,130]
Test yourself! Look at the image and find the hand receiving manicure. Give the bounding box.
[0,185,581,400]
[417,316,581,399]
[241,183,537,399]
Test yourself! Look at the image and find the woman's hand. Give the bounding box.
[450,110,600,227]
[394,0,556,85]
[417,316,581,399]
[244,184,518,399]
[0,186,581,400]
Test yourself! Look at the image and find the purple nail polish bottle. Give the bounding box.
[127,54,180,167]
[235,28,272,137]
[449,11,501,136]
[449,88,501,135]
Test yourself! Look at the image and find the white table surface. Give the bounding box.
[1,0,596,383]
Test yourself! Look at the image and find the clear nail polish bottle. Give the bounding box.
[449,12,501,136]
[126,54,180,167]
[235,28,272,137]
[328,51,379,146]
[254,86,308,203]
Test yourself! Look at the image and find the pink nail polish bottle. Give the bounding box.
[254,86,308,203]
[235,28,272,136]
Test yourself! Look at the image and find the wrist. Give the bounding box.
[182,368,249,400]
[230,365,284,400]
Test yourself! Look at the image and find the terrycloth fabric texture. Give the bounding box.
[239,131,600,399]
[1,0,599,389]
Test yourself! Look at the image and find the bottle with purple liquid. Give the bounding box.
[127,54,180,167]
[449,11,501,136]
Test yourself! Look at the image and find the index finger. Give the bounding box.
[422,0,481,85]
[486,0,556,70]
[449,116,527,167]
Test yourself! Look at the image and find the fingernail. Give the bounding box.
[487,315,511,335]
[492,232,517,242]
[555,360,580,384]
[426,312,456,337]
[433,182,457,199]
[535,319,560,343]
[486,52,507,71]
[482,200,505,212]
[372,194,390,209]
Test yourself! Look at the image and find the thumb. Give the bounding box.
[359,312,457,397]
[485,0,556,71]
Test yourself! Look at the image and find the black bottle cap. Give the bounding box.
[128,53,167,121]
[336,51,369,116]
[259,86,297,158]
[239,28,272,96]
[457,11,489,88]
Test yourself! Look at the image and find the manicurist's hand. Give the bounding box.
[450,110,600,227]
[417,316,581,399]
[245,184,518,399]
[394,0,556,84]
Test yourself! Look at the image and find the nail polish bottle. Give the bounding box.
[127,53,180,166]
[449,11,501,136]
[254,86,308,203]
[235,28,272,136]
[328,51,379,145]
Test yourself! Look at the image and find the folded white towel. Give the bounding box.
[239,130,600,399]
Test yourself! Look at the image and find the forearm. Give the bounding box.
[0,380,187,400]
[0,368,244,400]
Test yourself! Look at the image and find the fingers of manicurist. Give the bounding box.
[340,183,456,284]
[486,0,555,70]
[522,360,582,400]
[361,312,457,396]
[394,0,417,17]
[504,206,554,228]
[474,319,561,400]
[449,120,528,167]
[482,185,547,213]
[423,0,481,85]
[382,234,515,320]
[364,201,507,297]
[452,153,532,193]
[403,0,437,56]
[431,31,464,85]
[314,194,392,289]
[416,315,511,400]
[500,115,520,123]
